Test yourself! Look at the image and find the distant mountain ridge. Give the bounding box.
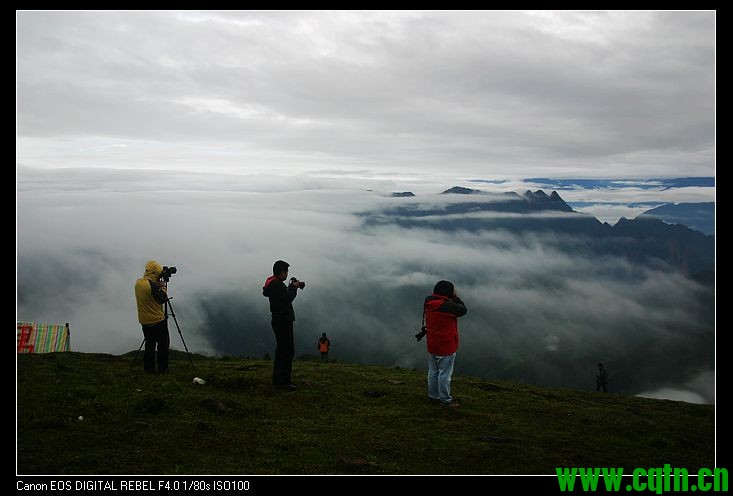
[363,187,714,277]
[637,202,714,236]
[410,187,575,214]
[439,187,573,213]
[441,186,485,195]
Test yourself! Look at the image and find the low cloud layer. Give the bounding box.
[17,169,715,403]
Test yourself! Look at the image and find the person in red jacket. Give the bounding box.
[317,333,331,362]
[423,280,467,407]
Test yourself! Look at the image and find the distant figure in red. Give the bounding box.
[318,333,331,362]
[596,363,609,393]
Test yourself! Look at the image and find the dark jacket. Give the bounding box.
[424,294,467,356]
[263,276,298,321]
[597,368,609,384]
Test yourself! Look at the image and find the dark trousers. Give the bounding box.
[271,316,294,385]
[142,320,170,373]
[596,380,608,393]
[320,351,329,362]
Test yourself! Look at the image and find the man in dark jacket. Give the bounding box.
[423,280,467,407]
[596,363,609,393]
[263,260,302,390]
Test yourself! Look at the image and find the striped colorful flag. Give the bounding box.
[17,322,71,353]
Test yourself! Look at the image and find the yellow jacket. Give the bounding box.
[134,261,168,325]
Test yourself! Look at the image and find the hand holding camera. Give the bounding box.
[159,265,177,282]
[414,326,427,342]
[290,277,306,289]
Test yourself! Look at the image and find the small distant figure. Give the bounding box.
[596,363,608,393]
[318,333,331,362]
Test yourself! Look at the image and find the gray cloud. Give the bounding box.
[637,389,707,404]
[17,11,714,178]
[637,370,714,404]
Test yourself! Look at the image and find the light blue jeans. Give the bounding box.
[427,352,456,404]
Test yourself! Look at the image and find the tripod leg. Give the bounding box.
[130,338,146,370]
[166,298,195,371]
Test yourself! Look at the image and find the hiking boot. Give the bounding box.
[429,397,441,404]
[277,383,297,391]
[442,401,461,408]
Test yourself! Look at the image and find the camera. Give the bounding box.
[290,277,305,289]
[414,326,427,342]
[160,265,177,281]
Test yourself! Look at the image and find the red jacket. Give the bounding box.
[425,294,467,356]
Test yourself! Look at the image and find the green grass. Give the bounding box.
[17,351,714,474]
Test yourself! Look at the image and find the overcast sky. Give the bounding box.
[17,11,715,179]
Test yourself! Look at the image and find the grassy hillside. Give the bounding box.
[17,351,714,474]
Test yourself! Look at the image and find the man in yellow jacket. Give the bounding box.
[134,260,169,373]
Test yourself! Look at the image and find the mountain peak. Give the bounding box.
[441,186,483,195]
[522,189,573,212]
[548,190,573,212]
[531,189,548,198]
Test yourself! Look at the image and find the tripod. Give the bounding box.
[131,280,195,371]
[165,295,195,370]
